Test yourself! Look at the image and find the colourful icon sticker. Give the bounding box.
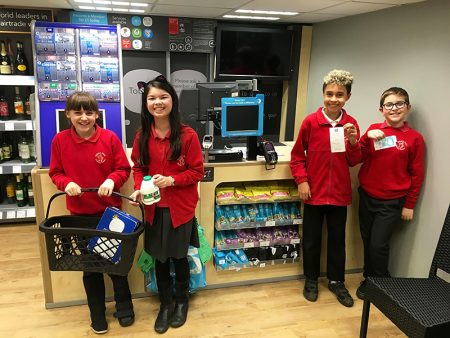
[131,16,142,26]
[132,28,142,38]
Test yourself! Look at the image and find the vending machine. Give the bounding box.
[31,21,125,167]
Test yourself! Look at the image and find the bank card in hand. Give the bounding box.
[374,135,397,151]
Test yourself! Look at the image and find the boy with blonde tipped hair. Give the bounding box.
[290,69,360,307]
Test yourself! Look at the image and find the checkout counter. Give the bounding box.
[33,144,363,308]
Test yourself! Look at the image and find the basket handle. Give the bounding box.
[45,188,145,223]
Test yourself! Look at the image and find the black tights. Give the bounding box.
[155,257,189,283]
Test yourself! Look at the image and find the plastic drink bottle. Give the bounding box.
[140,175,161,205]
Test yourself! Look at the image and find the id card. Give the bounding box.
[374,135,397,151]
[330,127,345,153]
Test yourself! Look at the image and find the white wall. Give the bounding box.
[306,0,450,276]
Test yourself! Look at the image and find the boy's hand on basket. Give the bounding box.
[99,179,115,197]
[65,182,82,196]
[129,190,142,206]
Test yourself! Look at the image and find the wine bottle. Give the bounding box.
[6,176,16,204]
[7,39,15,75]
[0,40,12,75]
[1,134,12,161]
[15,41,28,75]
[29,136,36,161]
[25,94,32,118]
[19,135,31,163]
[0,95,10,120]
[14,86,25,120]
[27,174,35,207]
[15,174,26,207]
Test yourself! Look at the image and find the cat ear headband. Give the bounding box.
[137,74,168,89]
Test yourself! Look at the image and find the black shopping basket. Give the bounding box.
[39,188,145,276]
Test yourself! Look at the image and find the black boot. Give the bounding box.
[154,280,173,334]
[110,274,134,327]
[170,280,189,328]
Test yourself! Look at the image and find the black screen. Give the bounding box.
[226,105,259,132]
[196,82,237,120]
[216,27,293,79]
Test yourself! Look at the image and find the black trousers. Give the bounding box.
[358,187,405,277]
[83,272,132,321]
[302,204,347,281]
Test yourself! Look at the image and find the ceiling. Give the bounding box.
[0,0,426,23]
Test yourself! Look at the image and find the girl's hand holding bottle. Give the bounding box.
[152,174,175,188]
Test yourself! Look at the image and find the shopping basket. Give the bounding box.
[39,188,145,276]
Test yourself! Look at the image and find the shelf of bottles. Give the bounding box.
[0,172,35,222]
[0,38,36,222]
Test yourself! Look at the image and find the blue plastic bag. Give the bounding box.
[146,246,207,294]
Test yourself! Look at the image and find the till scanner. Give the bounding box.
[203,148,243,162]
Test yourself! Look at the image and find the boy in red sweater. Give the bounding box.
[290,69,360,307]
[356,87,425,299]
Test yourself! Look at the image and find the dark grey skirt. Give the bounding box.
[144,207,199,263]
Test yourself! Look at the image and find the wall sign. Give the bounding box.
[108,13,169,51]
[0,8,53,33]
[67,11,216,53]
[168,17,216,53]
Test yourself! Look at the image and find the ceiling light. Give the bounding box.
[79,5,95,9]
[93,0,111,4]
[113,7,128,11]
[130,2,148,7]
[96,6,112,10]
[129,8,145,13]
[236,9,298,16]
[74,0,92,3]
[112,1,129,5]
[223,15,279,21]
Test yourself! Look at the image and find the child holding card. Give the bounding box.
[356,87,425,299]
[290,69,360,307]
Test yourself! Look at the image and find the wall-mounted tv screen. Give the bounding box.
[215,25,294,80]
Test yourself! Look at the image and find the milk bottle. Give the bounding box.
[140,175,161,205]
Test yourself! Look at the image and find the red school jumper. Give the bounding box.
[49,125,131,215]
[290,107,361,206]
[359,121,425,209]
[131,124,204,227]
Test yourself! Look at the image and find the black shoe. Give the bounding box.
[117,315,135,327]
[154,304,173,334]
[170,302,188,328]
[303,279,318,302]
[91,320,108,334]
[356,280,367,300]
[328,281,354,307]
[113,308,135,327]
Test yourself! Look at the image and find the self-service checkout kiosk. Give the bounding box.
[193,79,277,165]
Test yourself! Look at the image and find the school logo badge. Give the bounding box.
[396,140,407,151]
[177,155,185,166]
[95,152,106,164]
